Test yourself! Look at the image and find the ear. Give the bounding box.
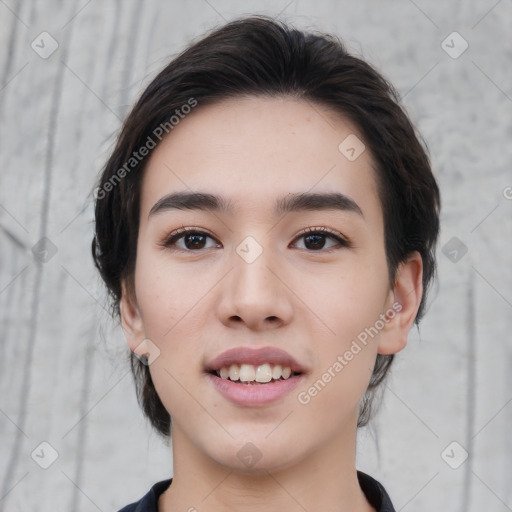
[119,280,147,356]
[377,251,423,355]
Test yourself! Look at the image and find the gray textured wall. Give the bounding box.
[1,1,511,511]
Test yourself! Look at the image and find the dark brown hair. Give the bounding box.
[92,15,440,437]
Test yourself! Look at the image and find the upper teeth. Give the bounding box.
[217,363,293,382]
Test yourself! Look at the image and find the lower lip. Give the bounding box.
[206,373,304,406]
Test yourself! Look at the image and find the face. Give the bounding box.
[121,96,422,474]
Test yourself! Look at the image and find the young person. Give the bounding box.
[92,15,440,512]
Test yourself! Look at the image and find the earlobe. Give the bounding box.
[377,251,423,355]
[119,281,146,353]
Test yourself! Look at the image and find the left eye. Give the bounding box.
[292,228,349,251]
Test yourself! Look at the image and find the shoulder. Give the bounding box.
[357,471,396,512]
[116,479,173,512]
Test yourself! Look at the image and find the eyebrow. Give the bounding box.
[148,191,364,218]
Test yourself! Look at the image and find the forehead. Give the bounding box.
[139,96,382,224]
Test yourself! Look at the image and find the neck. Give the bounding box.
[159,427,375,512]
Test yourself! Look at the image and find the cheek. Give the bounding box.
[133,241,203,336]
[133,240,212,366]
[294,283,384,426]
[293,257,389,400]
[297,257,390,344]
[133,251,206,418]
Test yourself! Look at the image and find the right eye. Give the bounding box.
[161,227,222,251]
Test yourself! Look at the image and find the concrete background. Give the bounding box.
[1,0,511,510]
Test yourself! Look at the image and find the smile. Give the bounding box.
[215,363,296,384]
[204,346,307,406]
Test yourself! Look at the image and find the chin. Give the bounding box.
[218,453,300,476]
[205,434,306,476]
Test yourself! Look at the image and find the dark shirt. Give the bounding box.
[117,471,396,512]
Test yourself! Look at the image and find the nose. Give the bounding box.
[215,241,294,332]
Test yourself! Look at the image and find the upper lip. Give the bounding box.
[205,346,307,374]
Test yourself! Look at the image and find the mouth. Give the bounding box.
[210,363,301,385]
[204,346,307,405]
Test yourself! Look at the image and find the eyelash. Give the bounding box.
[160,226,351,252]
